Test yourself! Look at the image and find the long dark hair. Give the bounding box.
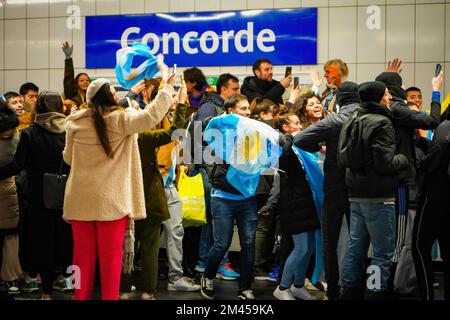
[35,91,64,114]
[88,84,119,158]
[296,92,326,129]
[75,73,90,91]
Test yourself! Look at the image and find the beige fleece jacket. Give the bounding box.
[62,84,175,221]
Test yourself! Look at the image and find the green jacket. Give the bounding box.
[137,103,187,224]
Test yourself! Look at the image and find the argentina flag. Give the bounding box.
[292,145,325,285]
[204,114,282,198]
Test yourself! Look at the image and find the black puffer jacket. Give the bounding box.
[277,134,320,235]
[345,103,409,199]
[241,76,285,105]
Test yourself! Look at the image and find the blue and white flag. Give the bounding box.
[292,145,324,285]
[115,42,159,89]
[204,114,282,198]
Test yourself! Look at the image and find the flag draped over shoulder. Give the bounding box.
[204,114,282,198]
[292,145,325,285]
[115,43,158,89]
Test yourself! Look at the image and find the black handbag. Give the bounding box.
[42,161,68,210]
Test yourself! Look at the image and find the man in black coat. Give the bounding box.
[412,113,450,301]
[241,59,291,105]
[375,70,442,295]
[339,81,408,300]
[294,81,360,300]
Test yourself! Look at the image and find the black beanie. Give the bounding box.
[375,72,402,87]
[358,81,387,104]
[336,81,360,107]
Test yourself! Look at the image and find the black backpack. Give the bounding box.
[337,112,366,170]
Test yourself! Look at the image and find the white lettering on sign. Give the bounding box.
[121,22,276,54]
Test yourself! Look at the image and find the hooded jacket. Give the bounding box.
[62,84,174,222]
[0,132,19,230]
[241,76,285,105]
[375,72,441,185]
[344,82,409,199]
[294,81,360,193]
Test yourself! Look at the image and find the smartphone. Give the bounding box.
[285,66,292,78]
[435,63,442,77]
[294,76,299,88]
[179,73,184,84]
[173,64,177,75]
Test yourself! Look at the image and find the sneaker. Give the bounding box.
[141,292,156,300]
[6,281,20,295]
[195,261,206,273]
[305,278,327,292]
[253,267,268,281]
[52,275,73,292]
[264,265,279,282]
[22,277,39,293]
[238,289,255,300]
[119,292,132,300]
[200,276,215,300]
[168,277,201,291]
[291,285,318,300]
[273,286,295,300]
[216,262,239,280]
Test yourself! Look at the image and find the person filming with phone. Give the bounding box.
[241,58,292,105]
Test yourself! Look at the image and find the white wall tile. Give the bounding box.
[144,0,169,13]
[444,63,450,102]
[0,72,4,93]
[357,6,385,63]
[415,63,439,108]
[5,20,26,70]
[96,0,120,15]
[416,0,444,3]
[346,63,357,82]
[221,0,247,11]
[219,66,248,76]
[0,21,3,70]
[49,69,64,94]
[247,0,274,10]
[416,4,445,62]
[317,7,329,64]
[329,7,357,63]
[27,19,49,69]
[50,18,73,69]
[5,70,27,92]
[72,16,85,68]
[302,0,328,7]
[170,0,195,12]
[386,0,414,4]
[398,62,415,90]
[274,0,301,8]
[386,5,414,62]
[194,0,220,12]
[73,0,96,16]
[27,0,49,18]
[0,2,4,19]
[356,63,384,83]
[49,0,71,17]
[5,1,26,19]
[329,0,356,6]
[446,4,450,62]
[27,69,49,91]
[120,0,145,14]
[358,0,385,5]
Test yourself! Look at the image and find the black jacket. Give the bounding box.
[277,134,320,235]
[196,92,225,122]
[241,76,285,104]
[390,96,440,185]
[294,102,360,193]
[345,103,409,199]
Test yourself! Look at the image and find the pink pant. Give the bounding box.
[70,217,127,300]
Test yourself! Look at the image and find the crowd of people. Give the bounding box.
[0,42,448,301]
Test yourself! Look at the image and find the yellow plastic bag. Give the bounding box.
[177,166,206,228]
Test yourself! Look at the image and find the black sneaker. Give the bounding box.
[238,289,255,300]
[200,276,214,300]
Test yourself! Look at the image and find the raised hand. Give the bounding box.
[130,79,145,95]
[157,54,169,81]
[432,70,444,92]
[310,70,323,89]
[62,41,73,59]
[280,74,292,88]
[386,58,402,73]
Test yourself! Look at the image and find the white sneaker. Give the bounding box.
[119,292,132,300]
[273,286,295,300]
[167,277,201,292]
[141,292,156,300]
[291,285,318,300]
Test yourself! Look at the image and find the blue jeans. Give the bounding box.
[342,202,396,291]
[280,231,315,289]
[205,197,258,290]
[197,168,228,267]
